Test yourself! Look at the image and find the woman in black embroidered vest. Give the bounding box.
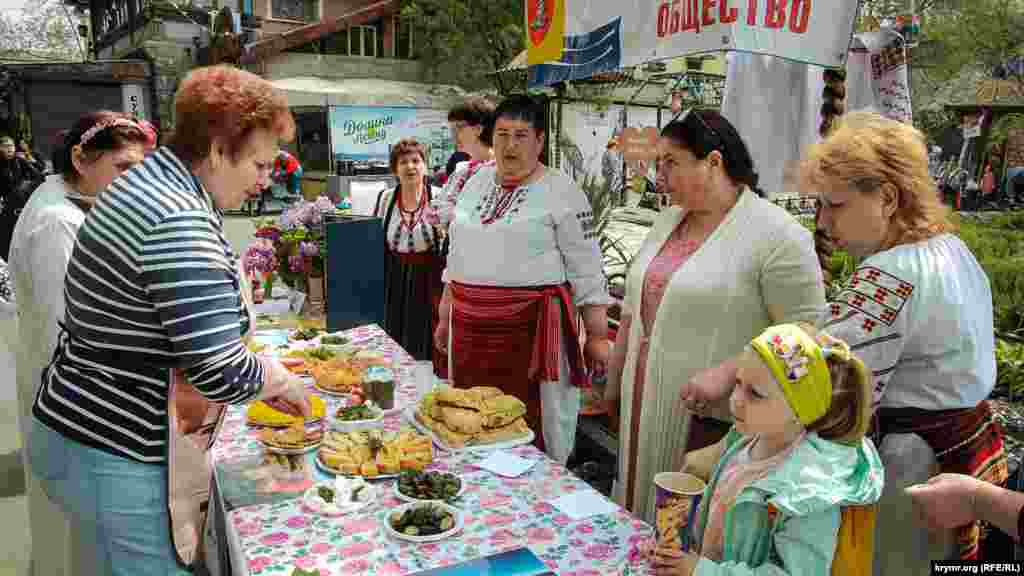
[375,138,444,363]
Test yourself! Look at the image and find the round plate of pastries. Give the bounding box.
[409,385,534,452]
[259,421,324,454]
[310,350,391,397]
[315,427,433,479]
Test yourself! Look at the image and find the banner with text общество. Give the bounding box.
[528,0,859,87]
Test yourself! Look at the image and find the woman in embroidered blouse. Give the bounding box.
[682,111,1007,561]
[604,110,825,525]
[428,97,496,236]
[375,138,445,362]
[434,94,611,464]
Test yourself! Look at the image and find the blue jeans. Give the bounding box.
[29,419,191,576]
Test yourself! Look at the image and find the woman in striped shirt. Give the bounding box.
[28,65,311,575]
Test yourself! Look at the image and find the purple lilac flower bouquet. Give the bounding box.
[254,195,336,289]
[242,241,278,277]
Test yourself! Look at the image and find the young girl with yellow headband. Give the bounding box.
[654,323,884,575]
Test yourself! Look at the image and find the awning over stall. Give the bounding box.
[269,76,466,109]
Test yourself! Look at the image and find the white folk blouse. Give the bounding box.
[819,233,995,411]
[444,165,611,307]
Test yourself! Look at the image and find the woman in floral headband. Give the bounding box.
[8,109,150,576]
[654,323,883,575]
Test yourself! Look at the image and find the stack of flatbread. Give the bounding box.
[415,385,531,448]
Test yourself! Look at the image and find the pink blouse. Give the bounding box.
[635,224,701,393]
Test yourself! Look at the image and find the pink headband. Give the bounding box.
[78,118,147,148]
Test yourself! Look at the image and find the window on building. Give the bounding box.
[393,15,414,59]
[271,0,318,21]
[350,25,376,57]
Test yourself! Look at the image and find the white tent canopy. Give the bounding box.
[268,76,466,109]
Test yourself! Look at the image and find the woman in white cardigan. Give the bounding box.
[604,110,824,524]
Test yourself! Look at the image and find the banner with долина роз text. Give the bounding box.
[328,106,454,169]
[528,0,860,87]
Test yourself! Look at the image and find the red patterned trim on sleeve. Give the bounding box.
[828,266,915,334]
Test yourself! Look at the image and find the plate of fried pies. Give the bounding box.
[258,420,324,454]
[409,385,534,452]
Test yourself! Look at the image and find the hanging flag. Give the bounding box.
[529,17,622,87]
[526,0,565,65]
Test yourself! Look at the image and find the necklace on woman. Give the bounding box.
[390,187,430,252]
[398,187,425,230]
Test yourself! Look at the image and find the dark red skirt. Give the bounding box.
[382,249,444,364]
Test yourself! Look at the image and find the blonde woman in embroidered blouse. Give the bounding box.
[375,138,445,362]
[604,110,824,524]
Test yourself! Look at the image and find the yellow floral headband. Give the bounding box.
[749,324,850,426]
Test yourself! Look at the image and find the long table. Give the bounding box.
[210,323,654,575]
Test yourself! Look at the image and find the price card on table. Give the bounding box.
[476,451,537,478]
[550,489,619,521]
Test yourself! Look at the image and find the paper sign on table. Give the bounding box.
[475,451,537,478]
[549,490,619,521]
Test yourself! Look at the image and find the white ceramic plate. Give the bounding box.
[312,381,357,398]
[314,453,399,480]
[329,404,385,432]
[261,440,322,455]
[302,480,375,516]
[393,472,466,503]
[402,408,535,453]
[383,501,464,543]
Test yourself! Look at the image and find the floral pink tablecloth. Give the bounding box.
[212,324,654,576]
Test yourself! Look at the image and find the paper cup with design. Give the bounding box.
[654,471,706,553]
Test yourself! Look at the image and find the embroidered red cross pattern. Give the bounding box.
[851,276,861,287]
[874,287,889,304]
[861,318,878,333]
[894,282,913,298]
[864,269,882,282]
[851,294,867,308]
[830,303,842,317]
[880,309,897,324]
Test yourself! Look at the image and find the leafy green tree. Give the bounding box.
[399,0,524,89]
[0,0,84,61]
[920,0,1024,85]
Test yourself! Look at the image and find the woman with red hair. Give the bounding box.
[27,66,311,574]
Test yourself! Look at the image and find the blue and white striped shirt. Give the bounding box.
[34,147,264,464]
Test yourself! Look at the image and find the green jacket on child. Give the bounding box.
[692,428,884,575]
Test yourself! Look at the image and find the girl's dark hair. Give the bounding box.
[56,111,148,183]
[493,94,547,136]
[448,97,496,148]
[661,110,765,197]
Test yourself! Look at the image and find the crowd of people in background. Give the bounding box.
[1,62,1019,574]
